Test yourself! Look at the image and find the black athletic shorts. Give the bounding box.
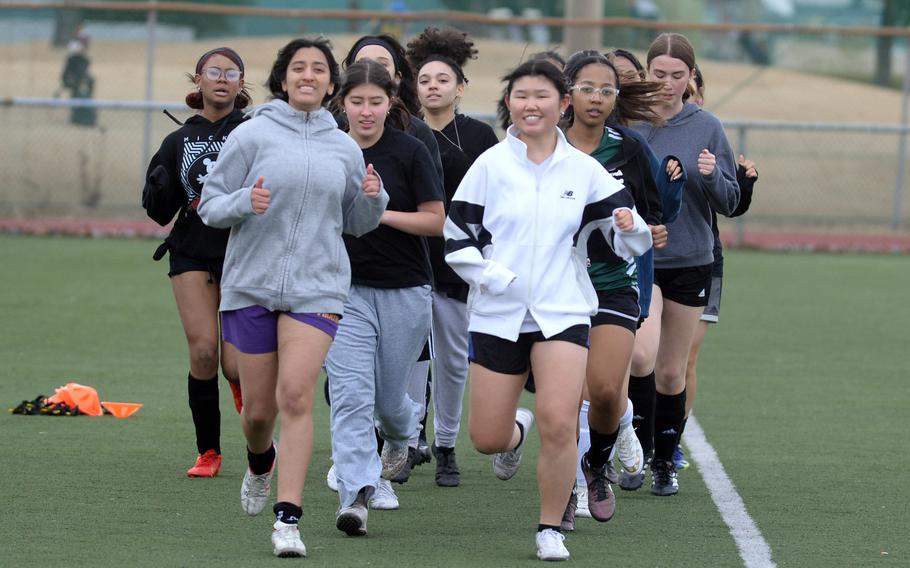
[168,250,224,283]
[654,264,712,308]
[468,324,589,375]
[591,287,641,333]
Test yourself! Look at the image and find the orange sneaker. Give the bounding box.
[228,381,243,414]
[187,449,222,477]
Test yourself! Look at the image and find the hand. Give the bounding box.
[738,154,758,179]
[665,158,682,181]
[698,149,716,177]
[649,224,668,249]
[613,208,634,233]
[250,176,270,214]
[362,163,380,198]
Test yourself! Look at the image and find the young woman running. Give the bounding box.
[678,65,758,469]
[405,26,499,488]
[560,50,671,528]
[632,33,740,496]
[444,60,651,561]
[602,47,687,492]
[198,37,388,557]
[325,59,445,537]
[142,47,250,478]
[343,34,443,180]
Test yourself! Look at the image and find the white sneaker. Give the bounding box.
[241,443,277,515]
[336,492,368,536]
[493,408,534,480]
[575,485,592,518]
[616,422,644,475]
[271,520,306,557]
[380,443,409,480]
[536,528,570,561]
[326,464,338,492]
[369,478,400,510]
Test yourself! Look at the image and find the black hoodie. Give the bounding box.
[142,109,247,261]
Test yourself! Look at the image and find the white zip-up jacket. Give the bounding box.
[444,126,652,341]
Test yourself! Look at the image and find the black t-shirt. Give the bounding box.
[428,114,499,298]
[345,127,444,288]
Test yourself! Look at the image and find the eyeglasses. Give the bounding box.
[570,85,619,98]
[203,67,242,82]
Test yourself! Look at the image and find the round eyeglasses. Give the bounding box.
[203,67,242,82]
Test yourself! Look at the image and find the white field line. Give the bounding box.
[683,415,777,568]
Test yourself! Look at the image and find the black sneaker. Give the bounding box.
[432,445,460,487]
[650,459,679,496]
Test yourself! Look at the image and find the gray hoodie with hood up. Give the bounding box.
[199,99,389,315]
[634,103,739,269]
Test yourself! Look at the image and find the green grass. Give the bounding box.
[1,236,907,566]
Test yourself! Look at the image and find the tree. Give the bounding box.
[874,0,910,87]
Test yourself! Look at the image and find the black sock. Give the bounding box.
[247,443,276,475]
[537,524,561,533]
[586,426,619,470]
[679,416,688,439]
[628,372,656,457]
[187,373,221,455]
[515,420,526,450]
[653,390,686,462]
[274,501,302,525]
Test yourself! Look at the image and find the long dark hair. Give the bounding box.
[496,59,568,131]
[562,50,663,127]
[185,47,251,110]
[343,34,421,117]
[332,59,411,132]
[266,36,340,106]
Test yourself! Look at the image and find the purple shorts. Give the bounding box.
[221,305,340,354]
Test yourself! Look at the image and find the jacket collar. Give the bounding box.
[506,124,572,166]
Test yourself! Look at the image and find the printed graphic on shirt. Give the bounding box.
[180,137,226,210]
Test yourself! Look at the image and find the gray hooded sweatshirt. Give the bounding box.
[198,99,389,315]
[634,103,739,268]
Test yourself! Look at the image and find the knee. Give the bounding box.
[189,342,219,375]
[470,425,511,455]
[243,409,275,433]
[586,379,623,409]
[536,413,577,449]
[277,384,313,418]
[655,362,685,389]
[631,346,656,376]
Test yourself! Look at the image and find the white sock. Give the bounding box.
[577,400,590,487]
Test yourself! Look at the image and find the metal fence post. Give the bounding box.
[893,38,910,231]
[737,125,748,246]
[142,1,158,181]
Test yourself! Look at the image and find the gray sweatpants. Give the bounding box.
[326,284,431,508]
[429,291,470,449]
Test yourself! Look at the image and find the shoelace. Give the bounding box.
[591,467,610,500]
[245,472,271,497]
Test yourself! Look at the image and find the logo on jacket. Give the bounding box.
[560,190,576,200]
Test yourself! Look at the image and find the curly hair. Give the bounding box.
[405,26,478,84]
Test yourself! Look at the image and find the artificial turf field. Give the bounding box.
[1,235,907,567]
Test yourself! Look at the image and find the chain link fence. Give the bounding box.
[1,2,909,239]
